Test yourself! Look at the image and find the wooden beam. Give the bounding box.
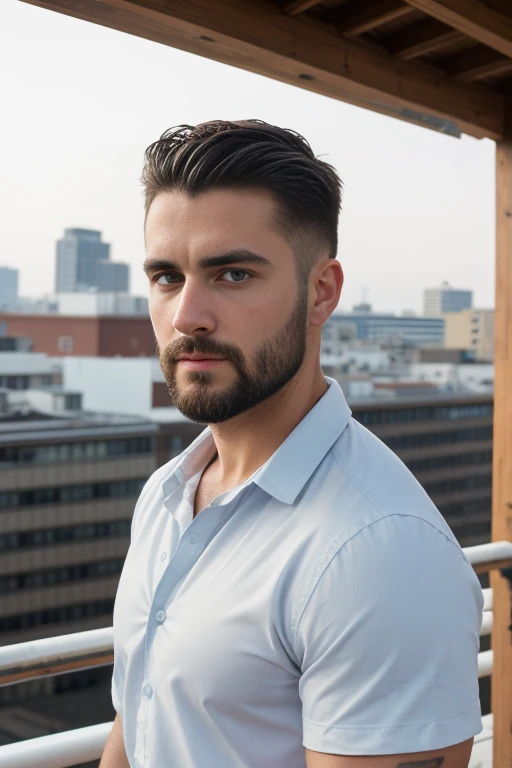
[283,0,323,16]
[443,46,512,82]
[491,102,512,768]
[329,0,414,37]
[402,0,512,59]
[19,0,504,139]
[385,18,465,59]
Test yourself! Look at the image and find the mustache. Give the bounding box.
[158,337,245,367]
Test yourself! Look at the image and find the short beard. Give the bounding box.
[157,286,309,424]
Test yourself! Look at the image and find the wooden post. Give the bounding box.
[491,105,512,768]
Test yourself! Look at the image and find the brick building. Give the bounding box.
[0,314,156,357]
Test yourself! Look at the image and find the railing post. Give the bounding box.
[491,105,512,768]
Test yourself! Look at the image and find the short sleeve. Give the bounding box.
[111,667,122,715]
[294,514,484,755]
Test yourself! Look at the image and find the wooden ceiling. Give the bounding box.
[21,0,512,140]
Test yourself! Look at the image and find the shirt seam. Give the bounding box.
[302,698,480,730]
[292,512,473,653]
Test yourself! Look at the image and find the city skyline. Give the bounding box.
[1,2,496,314]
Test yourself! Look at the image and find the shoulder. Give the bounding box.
[296,415,459,558]
[290,417,477,632]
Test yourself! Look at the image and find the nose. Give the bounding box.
[172,277,217,337]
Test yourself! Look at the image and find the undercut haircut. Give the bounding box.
[141,120,342,282]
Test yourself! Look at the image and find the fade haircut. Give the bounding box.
[141,120,342,283]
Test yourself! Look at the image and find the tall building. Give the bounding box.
[95,261,129,292]
[444,309,494,361]
[55,228,129,293]
[0,267,19,309]
[423,281,473,316]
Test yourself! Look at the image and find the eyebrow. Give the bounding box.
[142,249,272,275]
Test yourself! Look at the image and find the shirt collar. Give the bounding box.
[251,377,351,504]
[162,377,351,507]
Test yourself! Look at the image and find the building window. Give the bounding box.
[0,599,115,633]
[0,558,126,593]
[58,336,74,353]
[0,437,154,466]
[0,519,132,552]
[382,425,492,450]
[405,449,492,473]
[0,478,146,510]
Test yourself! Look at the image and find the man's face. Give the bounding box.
[144,188,309,423]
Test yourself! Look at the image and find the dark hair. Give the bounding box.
[141,120,342,280]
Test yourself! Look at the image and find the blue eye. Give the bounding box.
[155,273,181,285]
[223,269,250,283]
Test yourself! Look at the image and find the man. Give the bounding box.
[101,120,483,768]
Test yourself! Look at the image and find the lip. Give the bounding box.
[177,358,226,370]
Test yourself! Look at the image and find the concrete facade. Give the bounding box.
[444,309,495,361]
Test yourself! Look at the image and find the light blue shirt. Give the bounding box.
[112,378,483,767]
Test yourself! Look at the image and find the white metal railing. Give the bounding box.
[0,627,113,687]
[0,722,112,768]
[0,540,508,768]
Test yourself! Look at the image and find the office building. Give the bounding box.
[423,281,473,316]
[324,312,445,349]
[351,393,493,548]
[0,267,19,309]
[95,261,129,293]
[444,309,494,361]
[55,228,129,293]
[0,407,158,650]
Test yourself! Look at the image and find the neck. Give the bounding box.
[207,363,328,488]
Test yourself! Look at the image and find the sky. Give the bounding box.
[1,1,497,314]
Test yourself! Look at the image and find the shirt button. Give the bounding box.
[155,609,166,623]
[189,533,198,545]
[142,684,153,699]
[161,552,167,561]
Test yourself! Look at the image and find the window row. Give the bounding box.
[0,519,131,552]
[0,436,154,466]
[0,599,115,633]
[354,402,492,427]
[451,520,491,544]
[0,375,55,390]
[438,496,491,520]
[424,472,492,496]
[0,479,145,510]
[383,426,492,451]
[0,558,126,594]
[405,450,493,474]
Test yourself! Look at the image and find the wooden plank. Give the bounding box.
[443,46,512,82]
[329,0,414,36]
[20,0,504,139]
[385,18,465,59]
[283,0,324,16]
[403,0,512,59]
[491,104,512,768]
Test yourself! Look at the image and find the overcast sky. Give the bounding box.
[1,1,496,313]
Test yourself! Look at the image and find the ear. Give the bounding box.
[309,258,344,327]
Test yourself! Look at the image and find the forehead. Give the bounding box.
[144,188,292,260]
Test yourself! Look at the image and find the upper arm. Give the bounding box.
[295,515,483,757]
[305,737,474,767]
